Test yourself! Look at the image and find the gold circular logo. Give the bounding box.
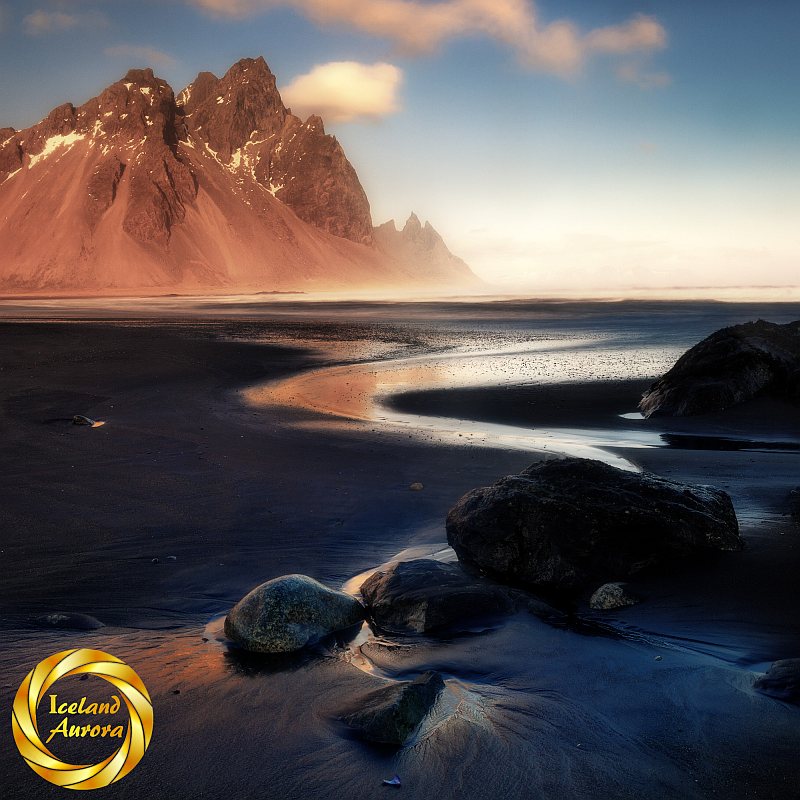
[11,649,153,790]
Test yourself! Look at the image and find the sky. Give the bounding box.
[0,0,798,294]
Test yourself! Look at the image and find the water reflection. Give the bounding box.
[245,336,680,470]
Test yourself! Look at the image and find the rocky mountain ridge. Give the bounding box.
[0,57,475,294]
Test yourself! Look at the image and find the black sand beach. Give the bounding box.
[1,301,799,798]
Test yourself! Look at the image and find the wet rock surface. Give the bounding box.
[339,671,445,745]
[640,319,800,417]
[446,457,742,595]
[224,574,365,654]
[754,659,800,704]
[360,559,518,635]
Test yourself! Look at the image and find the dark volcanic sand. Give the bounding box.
[1,307,799,799]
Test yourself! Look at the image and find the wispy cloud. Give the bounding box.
[281,61,402,123]
[616,62,672,90]
[187,0,667,77]
[23,8,108,36]
[104,44,177,68]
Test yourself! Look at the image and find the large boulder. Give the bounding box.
[360,559,518,634]
[339,671,445,745]
[446,458,742,595]
[754,659,800,704]
[640,319,800,417]
[224,574,365,654]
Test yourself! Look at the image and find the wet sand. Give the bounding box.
[1,306,799,799]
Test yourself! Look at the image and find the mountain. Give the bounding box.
[0,57,477,295]
[374,213,472,278]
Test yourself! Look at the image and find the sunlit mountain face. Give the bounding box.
[0,58,476,296]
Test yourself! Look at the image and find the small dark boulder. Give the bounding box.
[224,574,365,654]
[360,559,517,634]
[754,659,800,704]
[35,612,105,631]
[640,319,800,417]
[589,582,639,610]
[446,458,742,595]
[790,488,800,520]
[72,415,95,426]
[339,671,445,745]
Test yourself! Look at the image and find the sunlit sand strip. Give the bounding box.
[242,339,679,471]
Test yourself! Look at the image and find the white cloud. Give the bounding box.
[104,44,177,68]
[23,8,108,36]
[281,61,402,123]
[187,0,667,77]
[585,15,666,55]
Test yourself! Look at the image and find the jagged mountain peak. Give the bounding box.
[177,71,218,111]
[305,114,325,134]
[177,56,373,244]
[180,58,286,162]
[225,55,274,81]
[403,212,423,235]
[123,67,157,84]
[375,212,473,282]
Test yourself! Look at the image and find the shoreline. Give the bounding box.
[1,313,798,799]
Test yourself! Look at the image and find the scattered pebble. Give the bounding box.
[409,482,424,491]
[654,655,663,661]
[72,415,95,426]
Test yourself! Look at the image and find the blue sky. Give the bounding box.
[1,1,798,293]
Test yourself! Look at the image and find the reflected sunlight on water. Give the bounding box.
[244,334,682,470]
